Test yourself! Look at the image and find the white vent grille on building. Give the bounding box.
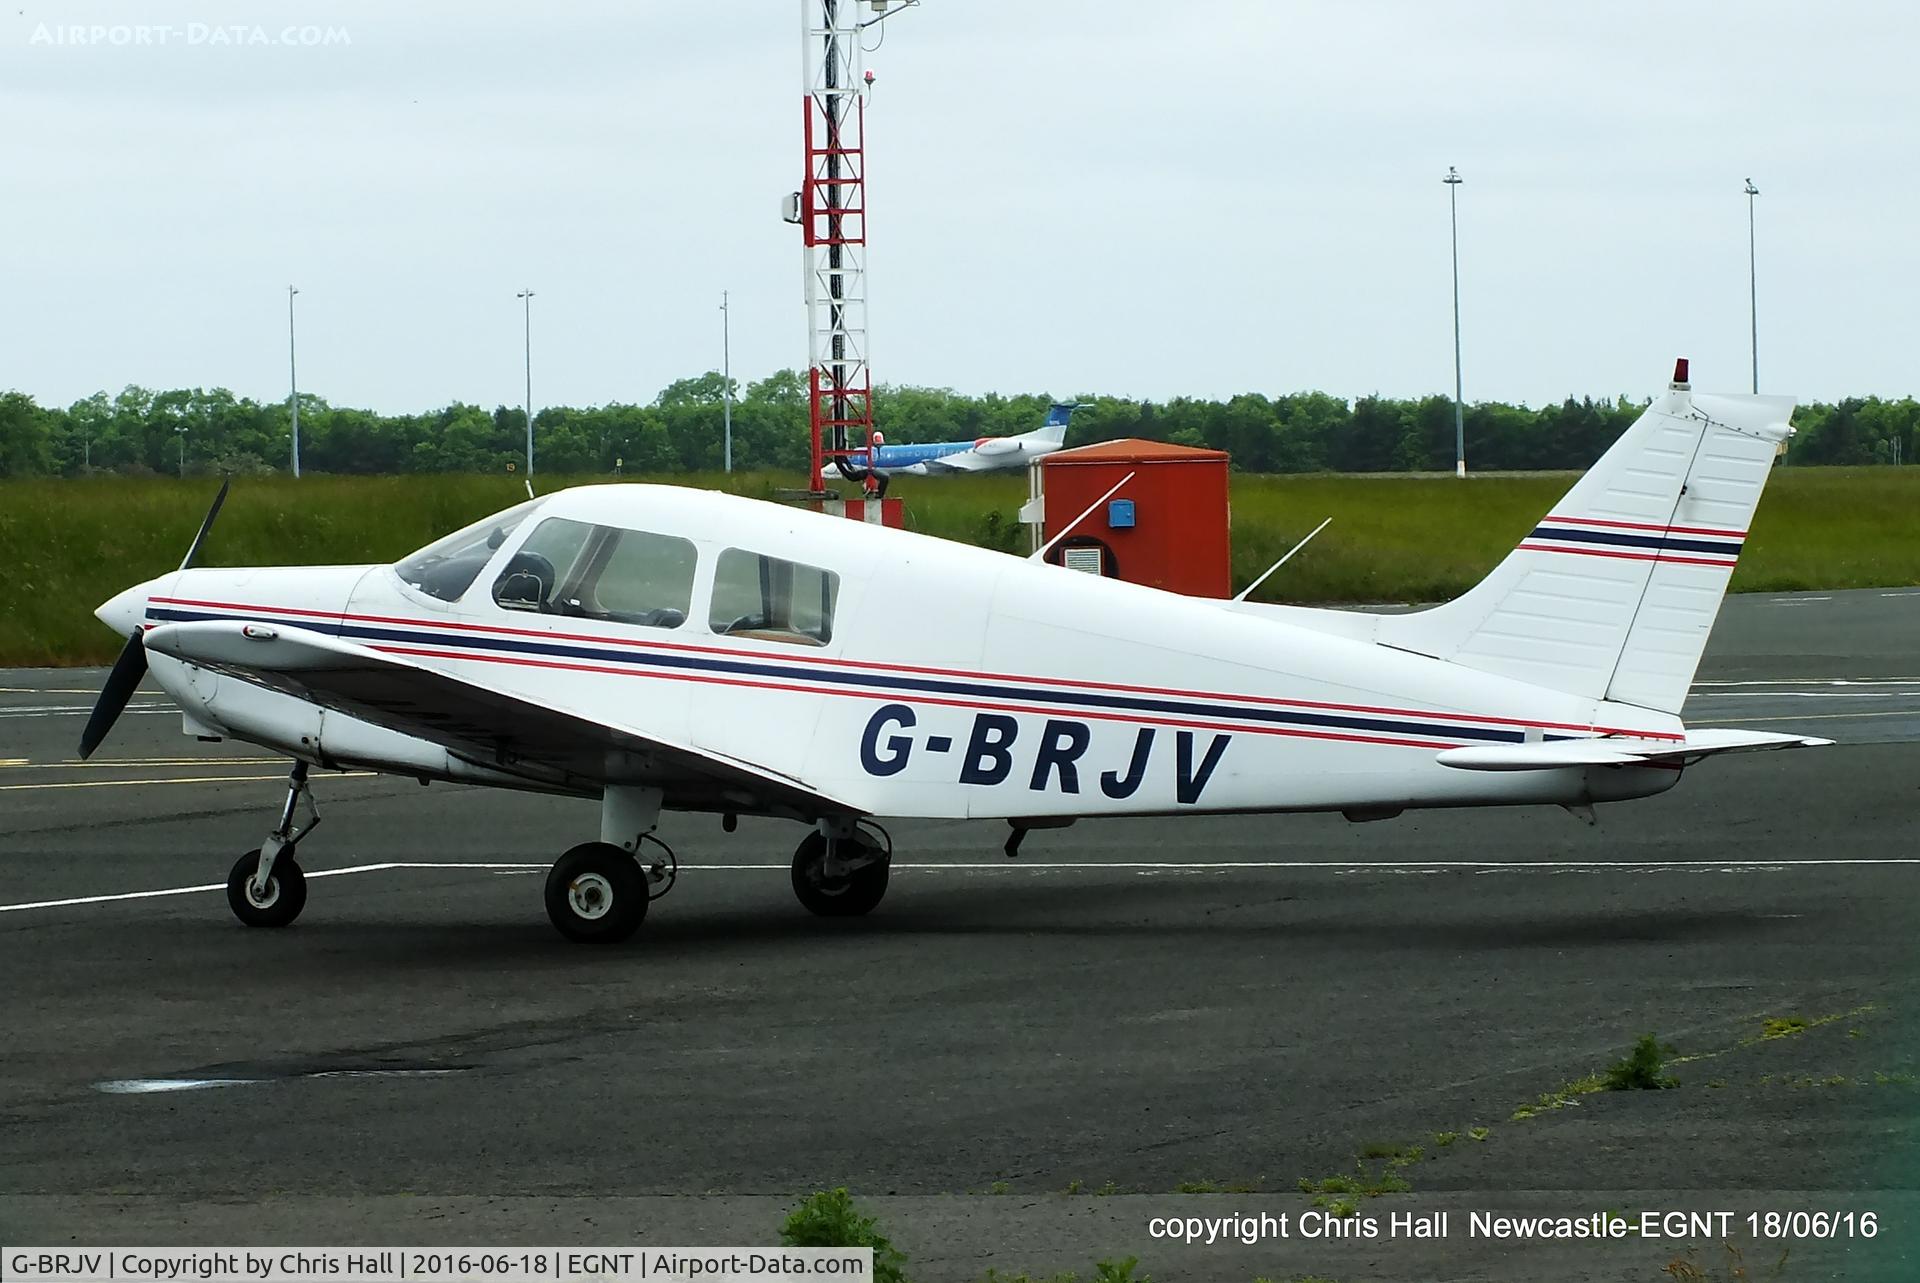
[1062,547,1104,576]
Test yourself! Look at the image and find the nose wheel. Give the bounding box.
[227,846,307,928]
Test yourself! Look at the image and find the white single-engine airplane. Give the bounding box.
[82,363,1826,943]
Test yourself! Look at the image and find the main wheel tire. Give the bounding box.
[226,847,307,928]
[545,842,648,943]
[791,831,890,918]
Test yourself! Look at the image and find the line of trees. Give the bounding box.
[0,372,1913,478]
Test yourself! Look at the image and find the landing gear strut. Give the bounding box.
[227,760,317,929]
[791,820,891,917]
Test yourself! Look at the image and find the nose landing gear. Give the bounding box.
[226,760,318,929]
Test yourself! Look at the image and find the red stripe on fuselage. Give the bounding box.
[148,594,1684,742]
[371,644,1476,753]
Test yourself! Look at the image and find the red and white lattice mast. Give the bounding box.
[794,0,916,496]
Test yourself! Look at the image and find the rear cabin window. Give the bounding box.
[709,548,839,647]
[492,517,696,629]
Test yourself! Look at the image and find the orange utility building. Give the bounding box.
[1021,439,1232,598]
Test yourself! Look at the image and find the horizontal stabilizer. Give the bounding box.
[1437,728,1831,772]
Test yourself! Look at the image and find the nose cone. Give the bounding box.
[95,583,151,639]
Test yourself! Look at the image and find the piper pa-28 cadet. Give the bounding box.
[82,362,1826,943]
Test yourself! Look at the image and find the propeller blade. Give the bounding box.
[178,476,231,572]
[78,631,149,759]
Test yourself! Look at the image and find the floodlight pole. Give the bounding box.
[1745,178,1760,394]
[287,285,301,478]
[1444,166,1465,478]
[175,426,188,477]
[517,288,536,477]
[721,289,734,472]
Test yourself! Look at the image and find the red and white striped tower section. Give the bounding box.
[800,0,892,496]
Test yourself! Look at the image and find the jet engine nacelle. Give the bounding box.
[972,437,1019,456]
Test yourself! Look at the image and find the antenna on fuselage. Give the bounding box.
[1027,471,1136,563]
[1232,516,1332,602]
[524,478,536,500]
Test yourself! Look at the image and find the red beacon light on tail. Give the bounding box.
[1671,358,1691,390]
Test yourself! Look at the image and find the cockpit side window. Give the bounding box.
[394,499,541,603]
[492,517,697,630]
[709,548,838,646]
[492,517,597,614]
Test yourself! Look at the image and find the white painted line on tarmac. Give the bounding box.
[1729,710,1920,724]
[1692,678,1920,688]
[5,857,1918,916]
[1690,691,1905,700]
[0,772,375,792]
[0,861,544,913]
[0,706,170,719]
[2,880,226,911]
[0,758,287,771]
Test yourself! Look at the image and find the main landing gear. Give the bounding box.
[545,786,675,944]
[226,760,317,929]
[224,772,892,941]
[791,819,892,918]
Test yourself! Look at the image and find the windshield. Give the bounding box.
[393,499,543,603]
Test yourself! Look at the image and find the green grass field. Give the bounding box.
[2,468,1914,667]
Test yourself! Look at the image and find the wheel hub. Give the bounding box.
[245,876,280,910]
[567,872,615,920]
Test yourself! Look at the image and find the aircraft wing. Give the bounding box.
[142,620,860,819]
[920,451,995,473]
[1436,729,1831,772]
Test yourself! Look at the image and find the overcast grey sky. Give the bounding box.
[3,1,1914,413]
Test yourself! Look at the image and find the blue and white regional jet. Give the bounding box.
[852,402,1082,477]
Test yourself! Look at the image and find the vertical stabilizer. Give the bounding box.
[1376,368,1794,714]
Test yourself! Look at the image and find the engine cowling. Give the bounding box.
[972,436,1019,456]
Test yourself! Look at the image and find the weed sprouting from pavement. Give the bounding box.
[1605,1034,1680,1091]
[780,1188,909,1283]
[1661,1242,1791,1281]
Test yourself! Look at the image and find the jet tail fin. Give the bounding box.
[1028,402,1083,445]
[1376,364,1794,715]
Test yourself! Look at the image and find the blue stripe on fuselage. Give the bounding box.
[144,607,1535,745]
[870,441,975,469]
